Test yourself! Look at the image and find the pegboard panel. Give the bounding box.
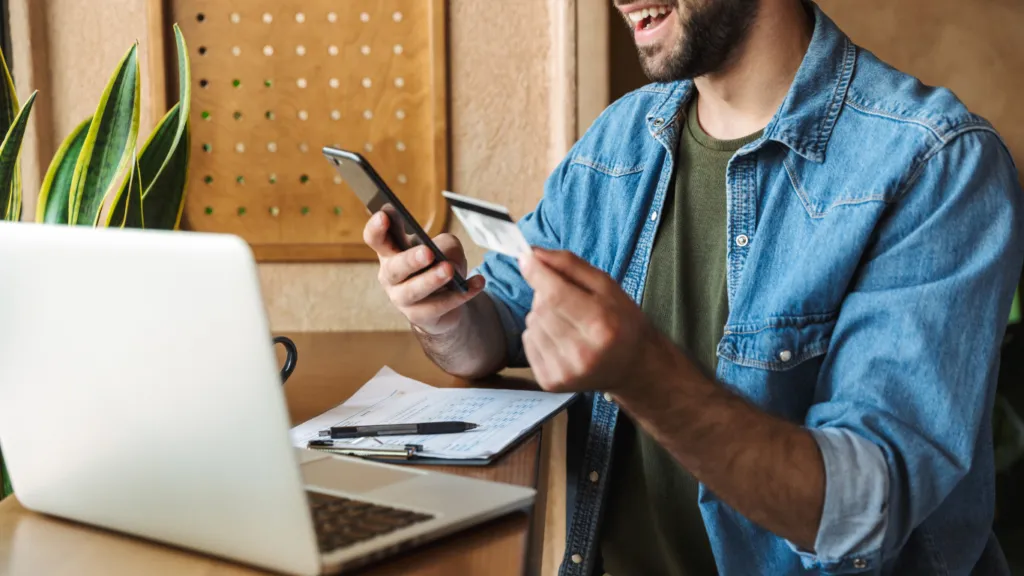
[162,0,448,261]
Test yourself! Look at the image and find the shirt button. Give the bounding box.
[588,471,600,483]
[603,392,614,403]
[571,553,584,564]
[853,558,867,569]
[779,350,792,362]
[650,211,658,221]
[652,117,665,127]
[735,234,749,247]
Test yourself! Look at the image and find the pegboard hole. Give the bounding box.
[301,206,311,215]
[296,45,307,56]
[264,79,273,88]
[394,77,405,88]
[360,45,371,56]
[396,141,406,152]
[334,175,344,185]
[299,142,309,153]
[300,175,310,184]
[363,110,373,120]
[233,111,243,121]
[232,46,241,57]
[265,110,276,120]
[268,174,278,184]
[262,13,273,24]
[329,78,340,89]
[196,13,205,22]
[328,45,339,56]
[298,110,309,121]
[297,78,307,89]
[203,175,213,184]
[263,45,274,56]
[364,143,374,152]
[237,206,247,216]
[232,78,241,88]
[204,206,213,214]
[236,175,245,185]
[331,110,341,121]
[397,174,408,184]
[361,78,372,89]
[267,142,278,152]
[360,12,370,22]
[295,12,306,23]
[199,79,209,88]
[269,206,280,216]
[201,111,211,120]
[202,143,212,153]
[334,206,343,215]
[393,11,404,22]
[327,12,338,23]
[394,44,404,55]
[198,46,207,56]
[395,109,406,120]
[235,143,246,153]
[230,12,241,24]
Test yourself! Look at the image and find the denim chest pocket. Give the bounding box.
[717,313,837,371]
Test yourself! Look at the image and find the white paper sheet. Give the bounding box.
[290,367,575,460]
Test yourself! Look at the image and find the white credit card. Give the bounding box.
[442,190,531,258]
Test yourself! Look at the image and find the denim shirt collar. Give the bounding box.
[644,2,856,163]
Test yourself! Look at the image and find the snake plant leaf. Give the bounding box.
[0,91,36,220]
[36,117,91,224]
[106,152,143,228]
[0,47,19,153]
[1,452,10,500]
[141,109,191,229]
[69,43,141,226]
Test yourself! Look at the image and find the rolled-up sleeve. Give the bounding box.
[792,129,1024,573]
[471,153,573,368]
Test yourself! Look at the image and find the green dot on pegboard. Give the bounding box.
[264,79,273,88]
[203,175,213,184]
[301,206,310,215]
[269,206,280,217]
[236,175,245,184]
[201,111,211,120]
[202,143,211,152]
[333,206,342,215]
[237,206,247,216]
[233,111,242,120]
[232,78,241,88]
[204,206,213,215]
[300,174,310,184]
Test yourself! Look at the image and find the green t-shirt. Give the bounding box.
[599,100,763,576]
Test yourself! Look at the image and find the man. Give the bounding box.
[364,0,1024,574]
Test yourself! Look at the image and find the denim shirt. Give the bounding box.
[475,4,1024,575]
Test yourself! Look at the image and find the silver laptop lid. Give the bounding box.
[0,223,321,576]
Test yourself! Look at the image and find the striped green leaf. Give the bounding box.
[0,47,19,156]
[0,91,36,220]
[37,117,91,224]
[107,152,143,228]
[1,449,10,500]
[138,25,191,230]
[69,43,141,226]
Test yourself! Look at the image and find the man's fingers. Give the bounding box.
[523,329,553,388]
[403,275,486,326]
[381,245,435,286]
[392,261,454,306]
[363,212,399,258]
[530,248,615,295]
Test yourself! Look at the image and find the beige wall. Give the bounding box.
[12,0,573,332]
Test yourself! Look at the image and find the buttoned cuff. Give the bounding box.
[787,427,889,574]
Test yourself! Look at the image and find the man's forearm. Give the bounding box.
[414,293,508,379]
[614,336,825,551]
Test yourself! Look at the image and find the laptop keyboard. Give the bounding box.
[307,491,435,553]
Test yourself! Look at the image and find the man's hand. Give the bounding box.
[519,248,672,393]
[364,212,485,334]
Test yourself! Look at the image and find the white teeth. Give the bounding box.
[628,10,644,23]
[657,6,668,15]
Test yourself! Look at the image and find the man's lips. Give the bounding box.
[618,3,674,32]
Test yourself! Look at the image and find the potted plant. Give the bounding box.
[0,24,193,501]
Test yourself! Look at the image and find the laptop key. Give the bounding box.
[307,491,435,553]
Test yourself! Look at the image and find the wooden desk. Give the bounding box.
[0,332,554,576]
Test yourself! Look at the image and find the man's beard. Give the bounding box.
[634,0,760,82]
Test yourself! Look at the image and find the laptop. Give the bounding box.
[0,222,535,575]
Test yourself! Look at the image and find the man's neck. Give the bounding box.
[693,0,813,140]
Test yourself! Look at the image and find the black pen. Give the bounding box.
[317,421,478,439]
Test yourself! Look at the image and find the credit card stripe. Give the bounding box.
[444,197,515,222]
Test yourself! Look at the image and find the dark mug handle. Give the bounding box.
[274,336,298,384]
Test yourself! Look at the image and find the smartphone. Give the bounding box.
[323,147,468,293]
